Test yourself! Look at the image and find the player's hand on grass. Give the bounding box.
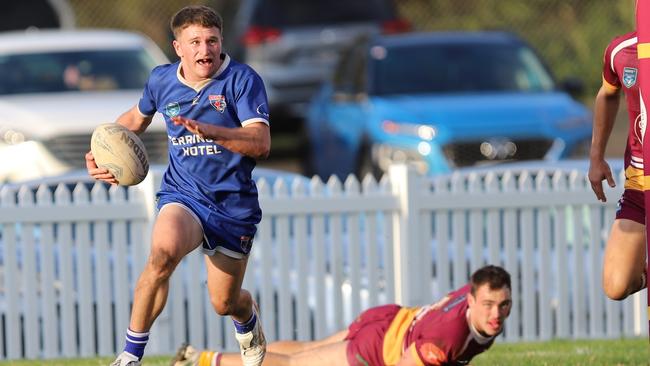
[85,151,118,184]
[588,159,615,202]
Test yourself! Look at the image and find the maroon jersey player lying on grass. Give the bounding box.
[172,264,512,366]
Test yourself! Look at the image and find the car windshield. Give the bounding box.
[369,41,556,95]
[0,49,157,95]
[252,0,394,27]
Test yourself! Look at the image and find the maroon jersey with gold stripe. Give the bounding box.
[404,285,494,365]
[602,31,642,185]
[345,285,496,366]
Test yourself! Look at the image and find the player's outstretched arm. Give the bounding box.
[171,116,271,159]
[588,85,620,202]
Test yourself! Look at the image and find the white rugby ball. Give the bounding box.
[90,123,149,186]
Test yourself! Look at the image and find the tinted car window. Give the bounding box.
[369,42,556,95]
[0,49,157,95]
[333,40,369,95]
[252,0,395,27]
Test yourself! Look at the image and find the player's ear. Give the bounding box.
[467,292,476,307]
[172,39,182,57]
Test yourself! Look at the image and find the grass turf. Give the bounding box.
[0,338,646,365]
[473,338,649,366]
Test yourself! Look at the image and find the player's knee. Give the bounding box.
[602,274,630,301]
[209,296,237,316]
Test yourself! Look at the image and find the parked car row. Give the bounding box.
[227,1,592,180]
[0,3,594,185]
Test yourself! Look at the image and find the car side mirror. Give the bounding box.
[560,77,584,98]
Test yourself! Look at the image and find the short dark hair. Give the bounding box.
[470,265,511,295]
[170,5,223,38]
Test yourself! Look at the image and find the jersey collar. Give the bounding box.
[466,309,495,345]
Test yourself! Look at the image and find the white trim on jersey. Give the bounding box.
[176,54,232,93]
[610,36,638,74]
[136,104,152,118]
[241,117,269,127]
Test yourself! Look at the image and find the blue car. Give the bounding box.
[304,31,592,179]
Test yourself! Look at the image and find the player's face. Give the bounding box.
[468,284,512,337]
[173,24,223,82]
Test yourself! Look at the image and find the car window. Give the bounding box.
[252,0,395,28]
[368,41,556,95]
[0,49,157,95]
[333,39,368,95]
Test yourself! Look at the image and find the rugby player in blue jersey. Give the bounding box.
[86,5,270,366]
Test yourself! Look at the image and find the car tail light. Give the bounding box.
[381,19,411,34]
[241,26,282,46]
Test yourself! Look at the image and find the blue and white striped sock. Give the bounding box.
[233,311,257,334]
[124,328,150,360]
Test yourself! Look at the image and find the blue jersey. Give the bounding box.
[138,54,269,224]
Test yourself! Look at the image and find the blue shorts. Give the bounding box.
[156,191,257,259]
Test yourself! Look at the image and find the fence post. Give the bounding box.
[389,164,421,306]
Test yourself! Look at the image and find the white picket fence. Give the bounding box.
[0,164,646,360]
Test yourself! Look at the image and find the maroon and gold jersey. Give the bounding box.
[602,31,642,190]
[345,285,496,366]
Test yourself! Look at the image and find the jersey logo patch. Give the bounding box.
[623,67,637,88]
[256,103,269,118]
[419,343,446,365]
[165,102,180,117]
[209,95,227,113]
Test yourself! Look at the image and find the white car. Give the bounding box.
[0,29,170,182]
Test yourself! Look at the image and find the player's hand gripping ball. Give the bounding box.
[90,123,149,186]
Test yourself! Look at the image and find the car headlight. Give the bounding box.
[373,144,429,174]
[0,128,27,145]
[382,120,437,141]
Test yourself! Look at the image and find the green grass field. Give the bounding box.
[0,338,647,365]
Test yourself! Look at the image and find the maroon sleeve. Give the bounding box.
[602,36,621,89]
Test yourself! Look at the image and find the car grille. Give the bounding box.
[44,130,169,168]
[442,138,554,168]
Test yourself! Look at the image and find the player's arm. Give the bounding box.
[116,105,154,135]
[171,116,271,159]
[397,342,447,366]
[588,81,620,202]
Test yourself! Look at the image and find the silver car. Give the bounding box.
[0,29,169,182]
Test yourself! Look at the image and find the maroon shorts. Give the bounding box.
[345,304,401,366]
[615,189,645,225]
